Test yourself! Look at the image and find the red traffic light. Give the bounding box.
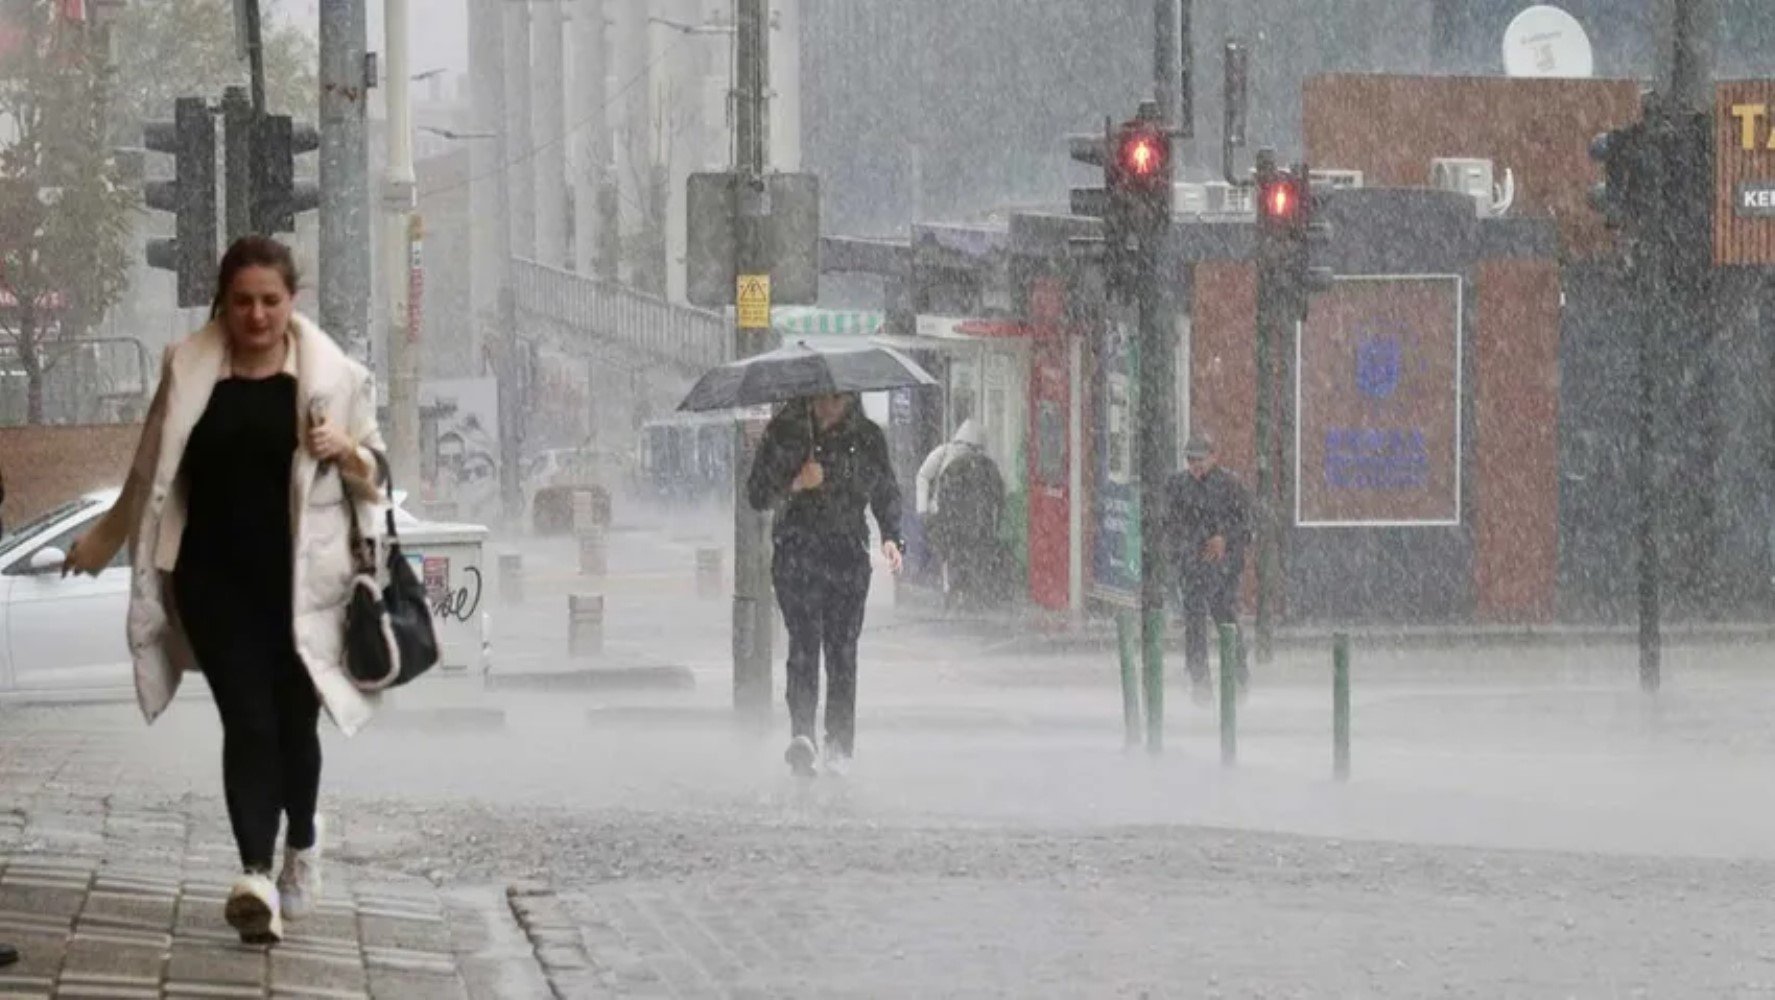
[1120,133,1164,177]
[1110,123,1170,190]
[1260,178,1302,222]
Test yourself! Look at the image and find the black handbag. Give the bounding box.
[342,454,439,690]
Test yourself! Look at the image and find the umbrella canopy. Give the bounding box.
[677,340,938,412]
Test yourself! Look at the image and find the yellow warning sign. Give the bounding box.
[737,274,771,329]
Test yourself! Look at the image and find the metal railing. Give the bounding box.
[511,259,727,375]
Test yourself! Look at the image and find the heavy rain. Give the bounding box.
[2,0,1775,996]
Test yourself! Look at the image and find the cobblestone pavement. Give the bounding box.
[0,745,549,1000]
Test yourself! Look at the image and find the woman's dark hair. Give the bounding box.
[210,235,301,320]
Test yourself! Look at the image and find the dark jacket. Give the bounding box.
[1163,466,1251,572]
[746,400,903,554]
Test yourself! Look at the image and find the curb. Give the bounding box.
[485,665,697,693]
[506,880,608,998]
[375,706,508,732]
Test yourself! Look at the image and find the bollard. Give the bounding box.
[1218,622,1239,766]
[570,490,600,533]
[578,525,607,577]
[696,546,723,600]
[498,552,524,606]
[1142,608,1165,754]
[1333,632,1351,781]
[1116,611,1141,749]
[568,593,604,658]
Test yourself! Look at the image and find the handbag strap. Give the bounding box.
[341,448,394,572]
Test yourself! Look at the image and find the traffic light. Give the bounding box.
[142,96,217,308]
[1106,115,1173,244]
[1588,119,1650,230]
[1256,157,1333,318]
[1588,105,1712,272]
[252,114,321,234]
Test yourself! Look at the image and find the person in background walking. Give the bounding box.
[917,419,1005,609]
[1164,433,1252,704]
[64,236,387,945]
[748,392,903,777]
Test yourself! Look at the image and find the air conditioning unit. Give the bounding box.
[1309,169,1364,191]
[1201,181,1253,215]
[1173,183,1208,216]
[1430,157,1516,217]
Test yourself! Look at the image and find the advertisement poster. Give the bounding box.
[419,378,501,521]
[1090,314,1140,605]
[1296,276,1462,527]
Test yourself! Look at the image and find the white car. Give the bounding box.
[0,489,470,697]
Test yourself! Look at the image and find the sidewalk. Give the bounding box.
[0,786,549,999]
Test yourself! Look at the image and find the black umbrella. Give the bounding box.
[677,340,938,412]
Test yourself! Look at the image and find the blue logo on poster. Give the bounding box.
[1355,338,1401,399]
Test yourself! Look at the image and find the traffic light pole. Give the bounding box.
[1135,215,1172,754]
[731,0,775,725]
[241,0,267,115]
[1252,149,1280,666]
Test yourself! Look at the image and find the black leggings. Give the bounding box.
[180,592,322,872]
[773,542,872,755]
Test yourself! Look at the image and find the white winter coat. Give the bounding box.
[80,315,387,735]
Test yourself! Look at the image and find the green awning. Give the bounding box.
[772,307,884,336]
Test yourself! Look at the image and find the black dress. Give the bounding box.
[173,372,322,871]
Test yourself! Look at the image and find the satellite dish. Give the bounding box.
[1502,5,1595,79]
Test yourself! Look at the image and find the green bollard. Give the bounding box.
[1333,632,1351,781]
[1218,622,1239,765]
[1142,607,1165,754]
[1116,611,1141,749]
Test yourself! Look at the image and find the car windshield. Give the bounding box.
[0,498,97,562]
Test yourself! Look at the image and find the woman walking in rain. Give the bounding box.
[64,236,386,944]
[748,392,903,777]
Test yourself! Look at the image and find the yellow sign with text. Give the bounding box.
[737,274,771,329]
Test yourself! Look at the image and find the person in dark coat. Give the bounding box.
[1164,432,1252,702]
[747,392,904,777]
[921,421,1006,609]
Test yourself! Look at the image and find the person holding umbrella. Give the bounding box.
[746,392,903,776]
[684,341,931,777]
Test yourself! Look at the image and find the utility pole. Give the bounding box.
[611,0,650,285]
[319,0,371,366]
[381,0,421,488]
[495,0,523,520]
[534,0,568,268]
[504,0,536,261]
[572,0,616,279]
[468,0,503,333]
[731,0,774,724]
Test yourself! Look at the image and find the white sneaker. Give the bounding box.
[784,735,818,778]
[822,744,852,778]
[277,816,323,920]
[225,872,284,944]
